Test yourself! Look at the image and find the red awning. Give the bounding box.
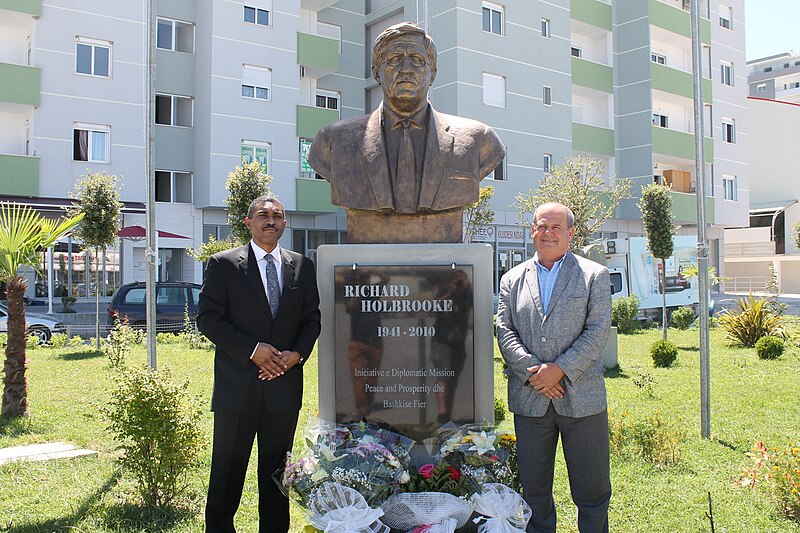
[117,225,190,241]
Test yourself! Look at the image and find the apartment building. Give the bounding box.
[0,0,748,300]
[748,51,800,104]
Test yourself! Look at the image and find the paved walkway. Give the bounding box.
[0,442,97,465]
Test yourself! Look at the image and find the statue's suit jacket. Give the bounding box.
[496,252,611,418]
[197,244,321,414]
[307,103,505,212]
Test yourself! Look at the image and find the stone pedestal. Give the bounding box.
[316,244,494,441]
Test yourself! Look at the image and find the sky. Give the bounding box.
[744,0,800,60]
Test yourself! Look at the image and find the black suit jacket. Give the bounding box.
[197,244,321,414]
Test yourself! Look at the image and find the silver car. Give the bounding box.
[0,303,66,344]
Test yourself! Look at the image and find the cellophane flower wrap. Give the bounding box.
[437,425,520,493]
[278,420,415,508]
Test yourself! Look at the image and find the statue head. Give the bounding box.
[371,22,437,115]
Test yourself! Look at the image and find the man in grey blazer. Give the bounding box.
[497,202,612,533]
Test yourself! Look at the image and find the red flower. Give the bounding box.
[489,455,500,462]
[419,463,435,479]
[448,466,461,481]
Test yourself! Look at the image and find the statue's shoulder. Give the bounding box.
[318,113,372,135]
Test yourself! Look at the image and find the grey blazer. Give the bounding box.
[497,251,611,418]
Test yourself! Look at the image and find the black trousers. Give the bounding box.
[206,398,299,533]
[515,406,611,533]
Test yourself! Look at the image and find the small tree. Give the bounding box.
[639,183,675,340]
[224,160,272,245]
[69,172,123,350]
[514,156,631,252]
[0,203,84,417]
[186,234,238,263]
[463,186,495,243]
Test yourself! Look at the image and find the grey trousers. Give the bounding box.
[515,405,611,533]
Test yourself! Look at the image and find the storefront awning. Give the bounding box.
[117,225,190,241]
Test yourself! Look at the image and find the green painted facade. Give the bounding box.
[571,57,613,93]
[650,62,712,103]
[572,123,614,156]
[648,0,710,43]
[0,62,40,106]
[570,0,612,30]
[297,33,339,72]
[0,0,41,16]
[651,126,714,163]
[296,105,339,140]
[670,190,714,224]
[0,155,39,196]
[295,178,337,213]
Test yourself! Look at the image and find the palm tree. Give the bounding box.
[0,203,84,418]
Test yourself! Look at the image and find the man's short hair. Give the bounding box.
[533,203,575,229]
[246,193,282,219]
[371,22,437,81]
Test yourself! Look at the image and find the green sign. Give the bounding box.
[241,145,269,172]
[300,139,313,173]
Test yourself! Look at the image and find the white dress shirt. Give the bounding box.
[249,241,283,359]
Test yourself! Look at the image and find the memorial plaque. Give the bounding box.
[334,265,474,440]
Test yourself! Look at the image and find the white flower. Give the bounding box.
[397,470,411,484]
[318,442,348,462]
[468,430,497,455]
[311,469,329,482]
[388,457,401,469]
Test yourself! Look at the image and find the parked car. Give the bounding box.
[0,303,66,344]
[106,281,202,332]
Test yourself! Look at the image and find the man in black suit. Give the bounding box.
[197,194,321,532]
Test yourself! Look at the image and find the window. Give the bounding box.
[157,18,194,53]
[73,123,109,163]
[543,153,552,173]
[155,94,193,127]
[244,5,270,26]
[570,46,582,58]
[786,82,800,90]
[652,113,669,128]
[318,21,342,53]
[722,175,736,200]
[242,65,271,100]
[764,66,772,72]
[482,2,503,35]
[720,61,733,86]
[76,37,111,77]
[651,52,667,65]
[719,4,732,29]
[155,171,192,203]
[542,86,552,106]
[487,161,505,181]
[241,140,271,173]
[722,118,735,143]
[315,89,340,113]
[482,72,506,108]
[756,83,766,93]
[541,18,550,38]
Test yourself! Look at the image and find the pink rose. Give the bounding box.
[418,463,435,479]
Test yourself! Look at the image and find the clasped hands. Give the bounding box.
[253,342,302,381]
[527,363,566,399]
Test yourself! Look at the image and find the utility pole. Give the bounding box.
[690,0,711,439]
[145,0,158,369]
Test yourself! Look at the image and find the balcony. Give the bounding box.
[649,0,710,43]
[0,62,40,106]
[650,62,711,103]
[297,32,339,79]
[573,123,614,156]
[652,126,713,163]
[296,178,337,213]
[296,105,338,140]
[0,0,40,16]
[670,190,714,224]
[0,154,39,196]
[570,0,611,31]
[572,57,613,93]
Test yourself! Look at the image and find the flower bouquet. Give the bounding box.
[438,425,520,493]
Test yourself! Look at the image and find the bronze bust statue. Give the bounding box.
[307,22,506,244]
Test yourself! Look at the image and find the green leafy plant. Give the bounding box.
[493,396,507,423]
[67,335,85,347]
[650,339,678,368]
[180,304,211,349]
[630,413,686,465]
[718,294,783,347]
[103,316,138,369]
[741,440,800,521]
[60,294,77,313]
[639,183,675,340]
[103,366,204,507]
[49,333,68,348]
[755,335,784,360]
[463,185,495,243]
[765,263,788,317]
[612,295,640,335]
[225,160,273,245]
[670,307,696,330]
[405,462,474,497]
[186,234,237,263]
[156,332,182,344]
[0,333,7,347]
[25,334,39,350]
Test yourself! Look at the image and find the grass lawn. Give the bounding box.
[1,321,799,532]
